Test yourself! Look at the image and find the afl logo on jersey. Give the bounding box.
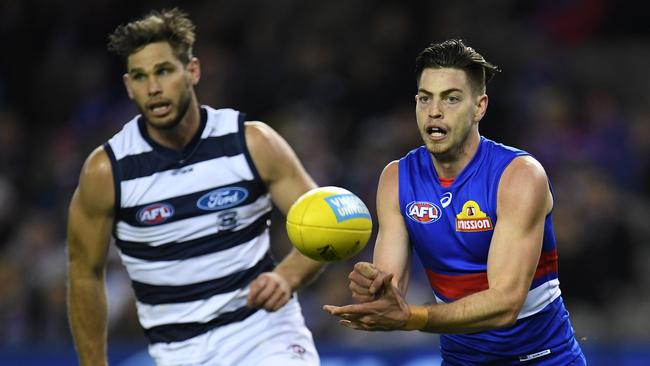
[197,187,248,210]
[137,203,175,225]
[406,201,442,224]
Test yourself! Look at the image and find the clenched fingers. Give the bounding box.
[349,281,376,303]
[247,273,290,311]
[351,262,386,295]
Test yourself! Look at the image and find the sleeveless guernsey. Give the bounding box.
[399,136,584,365]
[105,106,273,343]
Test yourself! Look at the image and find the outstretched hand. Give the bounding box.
[247,272,292,311]
[323,273,411,331]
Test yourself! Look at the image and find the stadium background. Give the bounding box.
[1,0,649,364]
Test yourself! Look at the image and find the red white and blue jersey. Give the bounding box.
[399,137,584,365]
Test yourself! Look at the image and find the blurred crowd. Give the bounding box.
[1,0,649,353]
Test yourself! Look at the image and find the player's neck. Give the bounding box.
[430,131,480,180]
[147,96,201,151]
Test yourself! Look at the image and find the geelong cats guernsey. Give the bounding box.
[104,106,275,345]
[399,137,583,365]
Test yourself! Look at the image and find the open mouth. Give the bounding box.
[148,101,172,117]
[426,126,448,138]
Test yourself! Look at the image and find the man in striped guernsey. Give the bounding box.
[325,40,586,365]
[67,8,324,366]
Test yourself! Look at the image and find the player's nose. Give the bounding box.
[428,101,443,119]
[147,78,162,96]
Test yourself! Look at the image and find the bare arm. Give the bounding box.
[347,161,412,303]
[244,121,325,311]
[324,161,414,329]
[67,146,115,366]
[326,156,552,333]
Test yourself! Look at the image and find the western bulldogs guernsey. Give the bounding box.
[399,137,584,365]
[104,106,316,365]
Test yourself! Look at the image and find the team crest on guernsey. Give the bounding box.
[406,201,442,224]
[137,202,175,225]
[455,200,493,232]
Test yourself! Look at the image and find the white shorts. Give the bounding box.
[148,297,319,366]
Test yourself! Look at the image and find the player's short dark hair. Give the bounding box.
[415,39,500,94]
[107,8,196,65]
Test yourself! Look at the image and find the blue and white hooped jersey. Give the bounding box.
[104,106,274,346]
[399,137,584,365]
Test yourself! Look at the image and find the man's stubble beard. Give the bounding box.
[428,123,474,164]
[142,87,193,131]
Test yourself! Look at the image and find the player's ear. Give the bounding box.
[123,73,134,100]
[473,94,488,122]
[187,57,201,85]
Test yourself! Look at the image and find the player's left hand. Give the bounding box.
[247,272,292,311]
[322,273,410,331]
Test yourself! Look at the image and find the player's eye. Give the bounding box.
[418,95,430,104]
[446,95,460,103]
[157,67,172,76]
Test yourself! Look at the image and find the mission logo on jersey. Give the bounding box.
[137,202,175,225]
[406,201,442,224]
[455,200,493,232]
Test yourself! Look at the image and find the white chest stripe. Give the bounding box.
[120,154,254,208]
[136,287,250,329]
[118,232,269,286]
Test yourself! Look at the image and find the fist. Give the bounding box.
[348,262,387,303]
[246,272,292,311]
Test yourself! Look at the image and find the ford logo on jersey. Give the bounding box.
[137,203,175,225]
[406,201,442,224]
[197,187,248,210]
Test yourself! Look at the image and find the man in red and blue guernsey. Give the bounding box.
[324,39,586,365]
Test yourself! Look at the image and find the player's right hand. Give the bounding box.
[348,262,389,303]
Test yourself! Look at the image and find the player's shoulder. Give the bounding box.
[243,121,291,181]
[244,120,274,142]
[499,155,549,208]
[73,145,115,210]
[382,160,400,176]
[244,120,283,157]
[245,120,299,154]
[505,154,547,183]
[79,146,113,186]
[378,160,400,187]
[497,154,552,216]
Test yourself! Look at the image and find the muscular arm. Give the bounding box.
[245,122,324,310]
[374,161,412,291]
[326,156,552,333]
[67,147,115,366]
[353,161,412,297]
[325,161,414,328]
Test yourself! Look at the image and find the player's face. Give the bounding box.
[123,41,200,130]
[415,68,487,159]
